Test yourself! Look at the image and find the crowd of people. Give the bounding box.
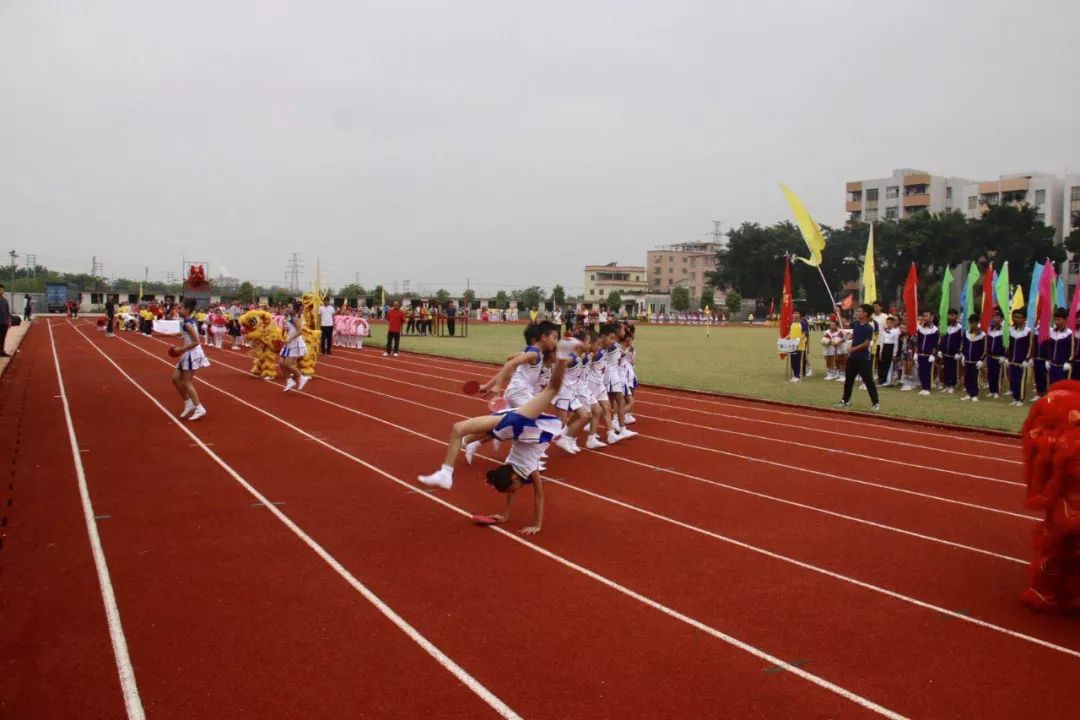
[417,319,641,534]
[782,299,1065,409]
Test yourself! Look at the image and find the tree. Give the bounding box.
[671,286,690,311]
[494,290,509,309]
[699,288,714,310]
[339,283,366,302]
[515,286,545,310]
[462,288,476,307]
[369,285,386,307]
[237,281,255,302]
[724,290,742,314]
[434,288,451,304]
[1066,212,1080,258]
[551,284,566,306]
[606,290,622,312]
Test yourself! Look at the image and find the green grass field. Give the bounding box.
[363,322,1024,433]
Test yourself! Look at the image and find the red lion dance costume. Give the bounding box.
[1021,380,1080,615]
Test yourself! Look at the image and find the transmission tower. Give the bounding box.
[286,253,303,292]
[25,254,36,276]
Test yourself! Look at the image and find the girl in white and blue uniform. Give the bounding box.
[478,321,561,408]
[170,298,209,421]
[601,323,636,442]
[552,332,594,455]
[419,338,583,535]
[574,331,609,450]
[279,303,309,392]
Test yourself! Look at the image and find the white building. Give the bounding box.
[846,169,972,222]
[955,172,1065,242]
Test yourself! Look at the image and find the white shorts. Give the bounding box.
[554,395,583,412]
[504,388,534,409]
[576,384,596,408]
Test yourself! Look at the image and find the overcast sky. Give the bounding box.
[2,0,1078,295]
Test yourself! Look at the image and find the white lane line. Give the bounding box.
[343,346,1019,450]
[98,328,910,719]
[48,320,146,720]
[194,339,1032,558]
[65,325,521,720]
[313,353,1034,521]
[125,333,1080,666]
[324,348,1021,470]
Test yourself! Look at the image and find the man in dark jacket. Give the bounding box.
[0,285,11,356]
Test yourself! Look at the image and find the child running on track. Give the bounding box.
[603,324,636,442]
[280,302,310,392]
[417,338,582,534]
[552,331,594,455]
[170,298,209,421]
[620,323,638,424]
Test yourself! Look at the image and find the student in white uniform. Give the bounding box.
[603,324,636,442]
[169,298,210,421]
[876,315,901,387]
[418,338,583,535]
[552,331,595,455]
[279,302,309,392]
[479,321,561,408]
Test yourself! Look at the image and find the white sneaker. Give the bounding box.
[790,377,801,383]
[284,378,296,392]
[585,436,607,449]
[555,436,579,454]
[606,431,622,445]
[188,405,207,421]
[918,390,930,396]
[180,399,195,418]
[971,397,979,403]
[463,440,481,465]
[624,414,636,424]
[805,368,813,377]
[871,404,880,411]
[298,375,310,391]
[418,467,453,490]
[960,395,970,401]
[946,387,955,394]
[619,429,638,439]
[383,352,389,357]
[900,385,912,391]
[1031,395,1041,403]
[393,352,399,357]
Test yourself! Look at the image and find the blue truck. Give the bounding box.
[46,283,77,313]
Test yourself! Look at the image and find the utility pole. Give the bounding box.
[285,253,303,292]
[712,220,725,244]
[403,279,410,295]
[7,249,17,285]
[26,254,36,277]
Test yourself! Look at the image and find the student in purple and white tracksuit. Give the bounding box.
[939,309,962,394]
[985,309,1006,399]
[1006,309,1033,406]
[1045,307,1074,387]
[915,311,939,396]
[960,314,986,401]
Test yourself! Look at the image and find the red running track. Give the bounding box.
[2,318,1078,719]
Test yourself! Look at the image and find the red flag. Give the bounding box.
[769,298,775,317]
[1038,260,1056,343]
[779,258,793,338]
[902,262,918,335]
[840,294,854,310]
[980,263,995,332]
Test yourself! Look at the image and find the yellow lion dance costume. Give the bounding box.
[299,292,320,378]
[239,309,285,379]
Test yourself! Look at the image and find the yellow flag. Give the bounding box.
[1011,285,1024,311]
[780,183,827,266]
[862,224,876,303]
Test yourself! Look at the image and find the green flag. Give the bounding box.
[994,262,1011,348]
[938,265,954,333]
[962,261,979,324]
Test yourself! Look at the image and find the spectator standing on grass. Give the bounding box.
[446,300,457,336]
[385,301,405,357]
[838,303,880,411]
[319,296,335,355]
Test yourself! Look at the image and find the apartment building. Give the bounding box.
[584,262,648,303]
[845,169,972,223]
[1063,174,1080,290]
[646,241,721,300]
[954,172,1065,243]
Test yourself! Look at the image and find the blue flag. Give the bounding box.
[1056,277,1066,309]
[1028,262,1044,328]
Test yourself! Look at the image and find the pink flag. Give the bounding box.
[1069,275,1080,333]
[1038,260,1056,343]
